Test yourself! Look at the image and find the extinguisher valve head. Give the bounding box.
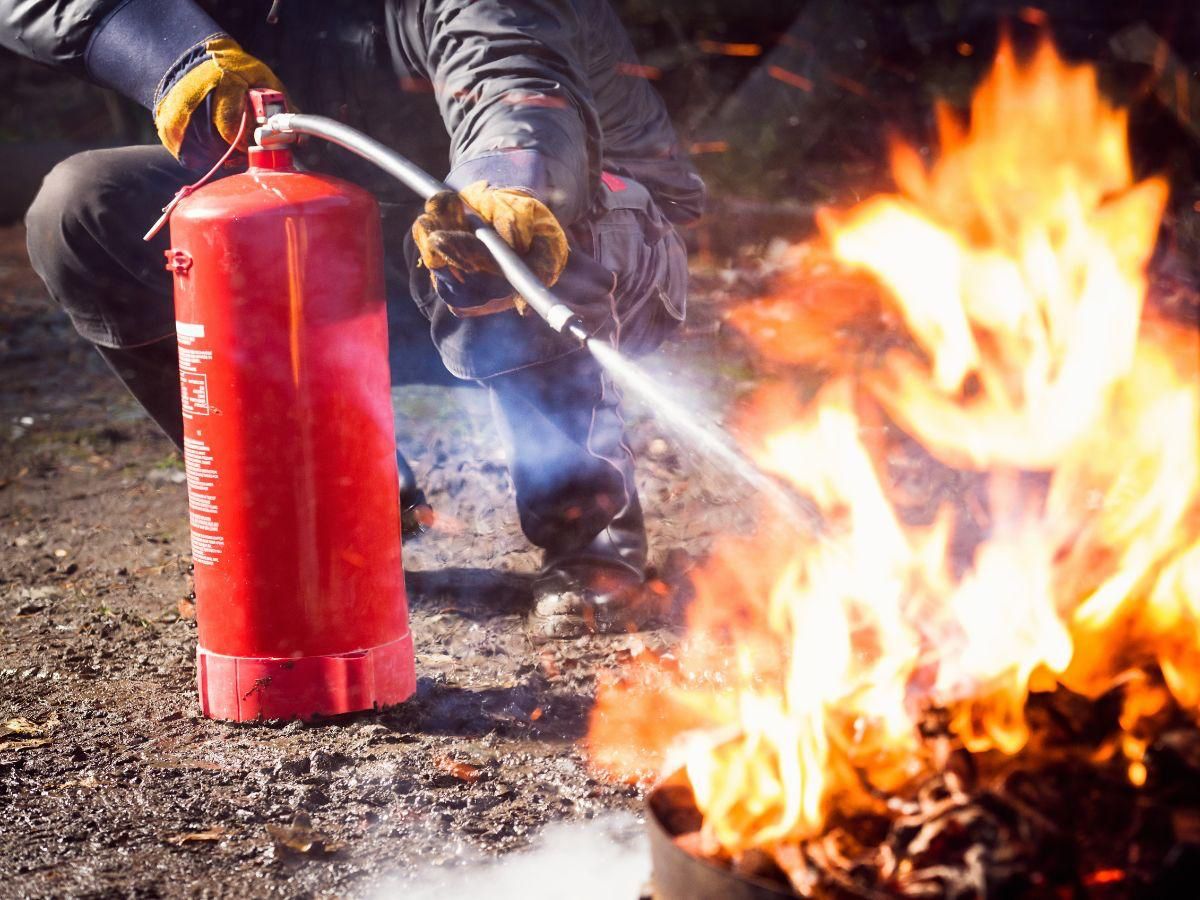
[254,124,295,150]
[254,113,299,152]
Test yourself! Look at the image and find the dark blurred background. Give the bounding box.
[1,0,1197,261]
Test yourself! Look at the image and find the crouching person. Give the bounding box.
[7,0,705,636]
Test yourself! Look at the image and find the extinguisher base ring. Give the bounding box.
[196,633,416,723]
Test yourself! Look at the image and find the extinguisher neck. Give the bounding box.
[247,146,295,172]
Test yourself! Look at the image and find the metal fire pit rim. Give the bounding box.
[645,768,799,900]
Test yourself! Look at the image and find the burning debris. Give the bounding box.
[647,687,1200,898]
[590,34,1200,898]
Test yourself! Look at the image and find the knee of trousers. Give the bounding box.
[24,150,173,348]
[25,151,112,287]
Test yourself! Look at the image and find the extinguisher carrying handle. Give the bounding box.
[258,113,590,344]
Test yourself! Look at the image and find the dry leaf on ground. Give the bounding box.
[266,813,344,855]
[167,827,232,845]
[1,717,43,738]
[0,737,51,752]
[433,753,483,783]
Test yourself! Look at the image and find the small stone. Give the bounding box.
[278,756,311,777]
[309,749,345,772]
[299,787,330,809]
[147,469,187,485]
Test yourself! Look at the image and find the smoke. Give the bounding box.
[588,339,825,536]
[372,813,649,900]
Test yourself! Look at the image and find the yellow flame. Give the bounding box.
[589,35,1199,855]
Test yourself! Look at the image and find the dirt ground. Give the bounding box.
[0,222,760,898]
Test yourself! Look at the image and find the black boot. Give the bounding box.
[396,449,433,538]
[486,350,656,638]
[529,486,654,638]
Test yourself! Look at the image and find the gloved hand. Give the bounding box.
[411,182,569,315]
[153,36,286,171]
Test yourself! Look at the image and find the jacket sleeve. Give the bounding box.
[412,0,602,227]
[0,0,224,109]
[0,0,123,71]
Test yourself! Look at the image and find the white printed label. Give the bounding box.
[184,436,223,566]
[180,371,210,417]
[177,321,223,567]
[175,320,206,339]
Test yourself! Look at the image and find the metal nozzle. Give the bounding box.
[564,316,590,344]
[544,305,589,343]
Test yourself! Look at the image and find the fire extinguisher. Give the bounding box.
[164,92,415,722]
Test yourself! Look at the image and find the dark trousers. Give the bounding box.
[24,146,679,567]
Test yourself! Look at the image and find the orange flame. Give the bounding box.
[589,36,1199,854]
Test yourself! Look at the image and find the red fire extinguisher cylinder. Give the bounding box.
[166,143,415,721]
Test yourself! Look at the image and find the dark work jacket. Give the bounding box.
[0,0,705,230]
[1,0,703,377]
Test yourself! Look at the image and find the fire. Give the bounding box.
[589,35,1199,856]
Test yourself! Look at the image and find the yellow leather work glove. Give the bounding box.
[153,37,286,160]
[412,181,570,314]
